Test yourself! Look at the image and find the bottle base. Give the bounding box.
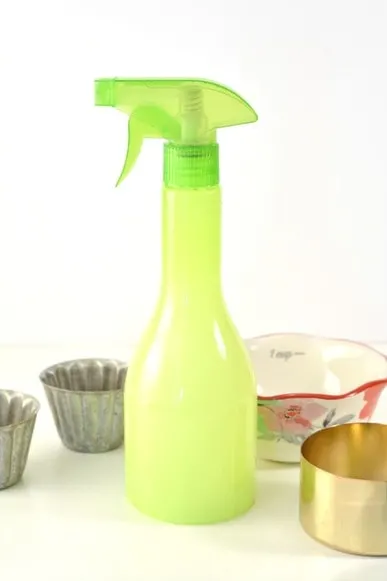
[127,494,255,525]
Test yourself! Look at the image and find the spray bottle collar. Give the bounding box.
[163,143,219,189]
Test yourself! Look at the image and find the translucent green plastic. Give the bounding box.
[95,78,259,524]
[124,185,257,524]
[94,78,257,186]
[163,143,220,188]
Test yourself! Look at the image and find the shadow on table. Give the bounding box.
[0,443,140,523]
[331,561,387,581]
[257,457,300,470]
[194,477,349,557]
[8,443,381,562]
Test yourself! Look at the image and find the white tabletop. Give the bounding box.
[1,343,387,581]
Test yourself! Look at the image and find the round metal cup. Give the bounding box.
[0,390,40,489]
[300,423,387,556]
[39,358,126,453]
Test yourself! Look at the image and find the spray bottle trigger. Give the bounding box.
[116,116,146,186]
[116,106,181,187]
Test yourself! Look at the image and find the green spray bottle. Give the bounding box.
[95,79,258,524]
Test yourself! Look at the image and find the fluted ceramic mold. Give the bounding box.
[39,358,126,453]
[0,390,40,489]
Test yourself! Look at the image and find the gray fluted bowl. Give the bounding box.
[39,358,127,453]
[0,390,40,489]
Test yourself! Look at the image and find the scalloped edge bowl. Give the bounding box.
[244,333,387,462]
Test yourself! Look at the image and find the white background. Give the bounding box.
[1,0,387,349]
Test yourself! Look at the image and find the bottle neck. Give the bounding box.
[161,185,222,297]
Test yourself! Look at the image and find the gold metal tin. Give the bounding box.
[300,423,387,556]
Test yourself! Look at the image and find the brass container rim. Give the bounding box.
[301,422,387,484]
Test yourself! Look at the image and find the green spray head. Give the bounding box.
[94,78,258,187]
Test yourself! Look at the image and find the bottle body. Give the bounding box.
[124,185,256,524]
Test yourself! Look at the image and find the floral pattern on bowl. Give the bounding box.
[258,381,384,443]
[245,333,387,463]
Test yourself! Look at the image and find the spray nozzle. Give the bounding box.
[95,78,258,187]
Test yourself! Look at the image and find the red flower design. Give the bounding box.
[260,400,327,435]
[294,416,312,428]
[359,386,383,420]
